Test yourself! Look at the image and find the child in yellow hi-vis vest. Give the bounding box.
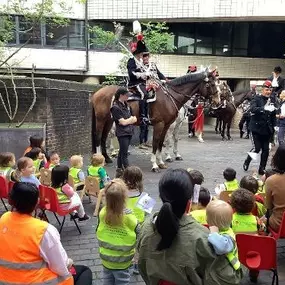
[215,167,239,196]
[206,200,243,280]
[96,179,139,284]
[0,152,16,181]
[69,155,85,189]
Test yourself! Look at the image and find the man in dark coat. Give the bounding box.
[243,80,277,175]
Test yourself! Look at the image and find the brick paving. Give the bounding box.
[1,125,285,284]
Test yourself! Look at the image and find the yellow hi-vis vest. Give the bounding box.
[191,209,207,224]
[55,186,70,204]
[0,212,73,285]
[96,207,138,270]
[126,192,145,224]
[224,179,239,191]
[0,167,13,181]
[33,159,41,173]
[231,213,258,234]
[219,228,241,271]
[69,167,81,184]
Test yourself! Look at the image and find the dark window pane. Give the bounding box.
[19,16,41,45]
[215,22,232,56]
[69,20,85,49]
[233,23,249,56]
[46,22,68,48]
[196,23,213,54]
[176,24,195,54]
[248,22,285,58]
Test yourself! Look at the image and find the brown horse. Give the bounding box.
[91,69,220,171]
[213,88,255,140]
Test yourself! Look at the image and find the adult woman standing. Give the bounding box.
[0,182,92,285]
[265,145,285,232]
[111,87,137,177]
[137,168,242,285]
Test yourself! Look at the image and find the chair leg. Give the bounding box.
[71,214,81,235]
[43,211,49,223]
[94,190,103,217]
[59,216,66,234]
[53,212,61,225]
[271,269,278,285]
[1,198,8,211]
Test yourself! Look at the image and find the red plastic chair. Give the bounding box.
[236,234,278,285]
[0,176,9,211]
[39,185,81,234]
[269,212,285,240]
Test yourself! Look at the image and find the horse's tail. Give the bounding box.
[91,106,97,153]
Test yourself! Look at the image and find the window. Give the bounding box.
[19,16,41,45]
[68,20,85,49]
[195,23,213,55]
[176,24,195,54]
[232,23,248,56]
[214,22,232,56]
[46,22,69,48]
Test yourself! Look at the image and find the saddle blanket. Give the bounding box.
[128,90,156,103]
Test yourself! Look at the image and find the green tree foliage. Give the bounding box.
[89,25,116,50]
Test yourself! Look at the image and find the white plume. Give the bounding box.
[133,20,142,34]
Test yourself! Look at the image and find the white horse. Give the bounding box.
[164,106,187,162]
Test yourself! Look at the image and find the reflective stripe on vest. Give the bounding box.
[0,212,73,285]
[0,167,13,181]
[69,167,81,184]
[55,187,70,204]
[231,213,258,233]
[96,207,138,270]
[224,179,239,191]
[126,194,145,224]
[219,228,241,271]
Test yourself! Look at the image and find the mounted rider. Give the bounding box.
[127,34,150,125]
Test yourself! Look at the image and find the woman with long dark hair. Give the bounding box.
[137,168,242,285]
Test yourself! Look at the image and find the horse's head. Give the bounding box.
[198,69,220,105]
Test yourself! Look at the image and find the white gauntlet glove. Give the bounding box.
[264,105,275,112]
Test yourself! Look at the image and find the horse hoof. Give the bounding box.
[175,156,183,161]
[166,158,173,163]
[151,167,160,173]
[158,164,168,169]
[105,157,113,164]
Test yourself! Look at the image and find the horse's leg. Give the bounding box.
[157,126,171,169]
[173,117,183,161]
[221,120,226,140]
[101,118,114,164]
[227,120,232,140]
[165,123,174,162]
[95,118,105,154]
[151,122,164,172]
[215,118,219,134]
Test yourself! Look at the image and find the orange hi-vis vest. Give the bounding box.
[0,212,74,285]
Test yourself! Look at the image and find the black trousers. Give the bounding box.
[117,135,132,169]
[246,132,271,170]
[73,265,92,285]
[239,114,250,135]
[137,84,148,119]
[140,124,149,144]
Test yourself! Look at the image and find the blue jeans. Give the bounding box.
[103,267,130,285]
[278,126,285,144]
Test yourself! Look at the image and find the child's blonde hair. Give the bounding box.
[280,90,285,100]
[91,153,105,167]
[122,166,143,193]
[70,155,83,168]
[206,200,233,230]
[17,157,33,171]
[104,178,128,226]
[0,152,15,167]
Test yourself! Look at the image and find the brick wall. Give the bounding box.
[0,77,98,157]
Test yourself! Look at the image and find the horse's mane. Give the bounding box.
[168,71,206,86]
[232,89,250,96]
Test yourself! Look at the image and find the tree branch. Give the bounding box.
[0,78,12,120]
[16,64,37,127]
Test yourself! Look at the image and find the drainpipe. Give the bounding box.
[84,0,89,72]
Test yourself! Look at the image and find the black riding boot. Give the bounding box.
[139,99,150,125]
[243,155,252,171]
[240,129,244,138]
